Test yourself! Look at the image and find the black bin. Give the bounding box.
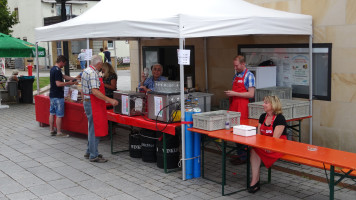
[129,130,141,158]
[156,132,180,169]
[18,76,35,103]
[140,129,157,163]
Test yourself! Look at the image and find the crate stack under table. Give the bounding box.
[248,99,310,120]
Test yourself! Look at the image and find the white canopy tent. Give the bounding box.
[35,0,313,180]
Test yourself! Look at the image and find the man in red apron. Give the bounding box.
[225,55,255,165]
[81,55,118,163]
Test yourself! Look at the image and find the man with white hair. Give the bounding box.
[77,49,86,70]
[81,55,118,163]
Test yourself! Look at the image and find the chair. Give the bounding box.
[7,81,19,103]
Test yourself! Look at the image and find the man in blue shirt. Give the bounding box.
[49,55,76,137]
[77,49,86,70]
[138,63,167,92]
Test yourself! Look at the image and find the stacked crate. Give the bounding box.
[248,99,309,120]
[255,86,292,102]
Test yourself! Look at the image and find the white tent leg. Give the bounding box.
[309,35,313,144]
[36,43,40,95]
[87,38,90,68]
[180,38,186,180]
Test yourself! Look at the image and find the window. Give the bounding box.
[71,40,87,54]
[14,8,19,21]
[239,43,332,101]
[107,40,114,49]
[57,41,62,56]
[56,4,71,16]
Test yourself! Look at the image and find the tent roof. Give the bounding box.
[35,0,312,42]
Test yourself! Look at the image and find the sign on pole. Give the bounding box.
[177,49,190,65]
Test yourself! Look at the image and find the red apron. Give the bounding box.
[254,115,287,168]
[89,66,108,137]
[229,69,249,120]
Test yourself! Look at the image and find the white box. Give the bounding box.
[233,125,256,137]
[247,66,276,89]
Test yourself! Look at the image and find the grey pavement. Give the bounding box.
[1,104,356,199]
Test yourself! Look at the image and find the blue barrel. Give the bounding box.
[185,111,194,179]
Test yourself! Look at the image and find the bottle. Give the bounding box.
[225,111,230,130]
[192,98,201,113]
[185,99,193,112]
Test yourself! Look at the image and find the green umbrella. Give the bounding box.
[0,33,46,57]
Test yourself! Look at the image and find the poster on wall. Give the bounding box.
[291,55,309,85]
[0,58,5,75]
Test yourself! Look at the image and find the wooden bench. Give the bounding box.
[268,154,356,183]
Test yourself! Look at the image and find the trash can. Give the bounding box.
[18,76,35,103]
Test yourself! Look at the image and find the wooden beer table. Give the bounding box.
[107,110,181,173]
[188,126,356,199]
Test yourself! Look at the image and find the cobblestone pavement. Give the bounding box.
[1,103,356,200]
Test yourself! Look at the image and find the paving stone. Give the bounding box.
[60,186,89,197]
[27,184,58,197]
[48,178,78,190]
[6,190,37,200]
[39,192,71,200]
[0,181,26,195]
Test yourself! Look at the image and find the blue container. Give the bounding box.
[185,111,194,179]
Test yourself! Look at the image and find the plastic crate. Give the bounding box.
[280,99,310,119]
[189,92,214,112]
[220,98,230,110]
[192,110,241,131]
[255,87,292,102]
[248,100,293,120]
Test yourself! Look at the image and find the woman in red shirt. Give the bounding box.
[249,96,287,193]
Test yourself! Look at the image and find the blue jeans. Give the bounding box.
[83,100,100,159]
[49,98,65,117]
[80,61,86,70]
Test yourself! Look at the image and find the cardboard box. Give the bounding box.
[233,125,256,137]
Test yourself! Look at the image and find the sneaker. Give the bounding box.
[50,131,57,136]
[84,153,103,159]
[89,157,108,163]
[56,133,69,137]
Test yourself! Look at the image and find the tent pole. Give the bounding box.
[138,38,142,88]
[180,38,186,181]
[36,43,40,95]
[309,35,313,144]
[87,38,90,67]
[204,38,208,92]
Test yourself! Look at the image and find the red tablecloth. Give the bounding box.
[107,109,181,135]
[35,95,88,134]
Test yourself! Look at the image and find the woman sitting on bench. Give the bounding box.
[249,95,287,193]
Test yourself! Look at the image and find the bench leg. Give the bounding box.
[268,168,271,183]
[329,165,335,200]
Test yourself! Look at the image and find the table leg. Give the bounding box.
[222,140,226,196]
[109,121,114,154]
[246,147,250,189]
[202,134,205,178]
[330,165,335,200]
[163,133,167,173]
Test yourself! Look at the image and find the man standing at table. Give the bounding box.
[49,55,76,137]
[81,55,118,163]
[225,55,255,165]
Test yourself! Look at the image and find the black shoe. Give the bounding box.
[84,153,103,159]
[89,157,108,163]
[50,131,57,136]
[230,157,247,165]
[248,181,260,193]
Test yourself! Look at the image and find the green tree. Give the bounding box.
[0,0,18,35]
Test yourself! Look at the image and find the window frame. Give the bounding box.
[238,43,332,101]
